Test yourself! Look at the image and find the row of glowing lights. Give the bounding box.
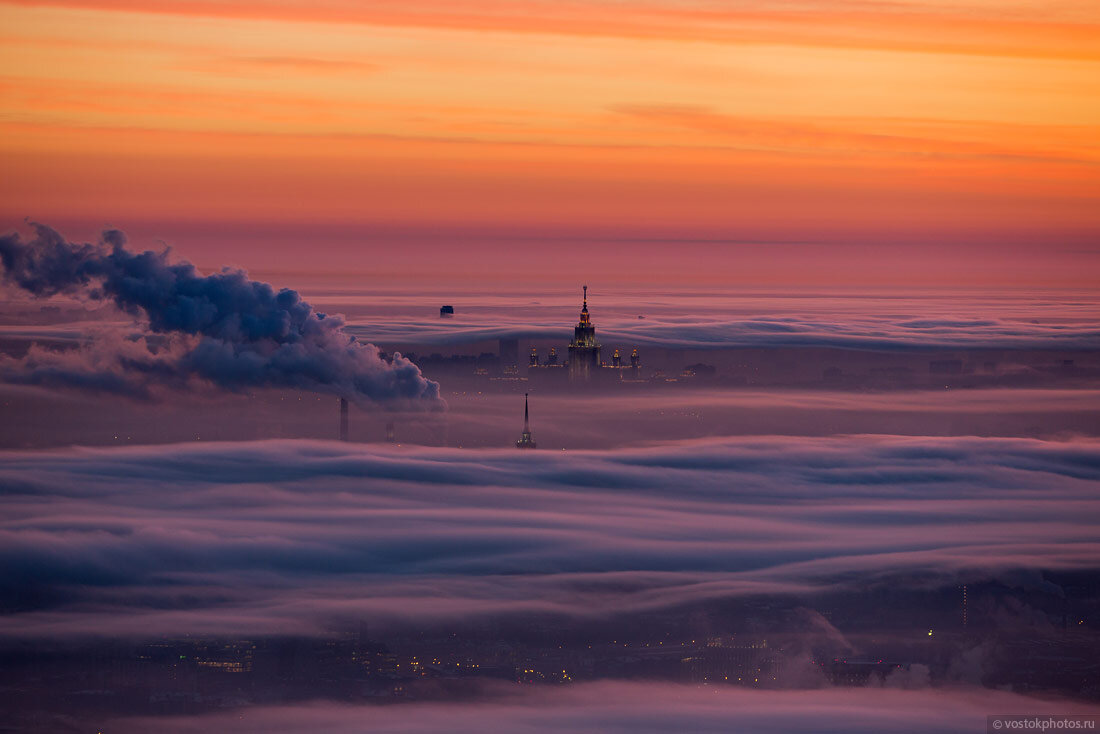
[165,631,944,678]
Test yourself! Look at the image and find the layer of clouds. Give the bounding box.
[0,224,441,407]
[346,316,1100,351]
[331,289,1100,350]
[4,383,1098,450]
[112,681,1100,734]
[4,267,1096,383]
[1,434,1097,639]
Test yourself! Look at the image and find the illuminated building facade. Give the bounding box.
[499,338,520,374]
[567,285,601,383]
[528,286,640,385]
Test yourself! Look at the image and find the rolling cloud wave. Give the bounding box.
[345,315,1100,350]
[1,435,1097,639]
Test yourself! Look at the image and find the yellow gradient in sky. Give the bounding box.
[1,0,1098,283]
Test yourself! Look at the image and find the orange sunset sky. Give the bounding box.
[1,0,1098,287]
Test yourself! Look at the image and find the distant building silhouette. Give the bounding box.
[499,338,520,372]
[516,393,537,449]
[439,305,454,318]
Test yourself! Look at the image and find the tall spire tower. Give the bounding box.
[516,393,537,449]
[567,285,601,383]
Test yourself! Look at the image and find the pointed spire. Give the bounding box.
[516,393,536,448]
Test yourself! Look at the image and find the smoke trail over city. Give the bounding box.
[0,224,442,408]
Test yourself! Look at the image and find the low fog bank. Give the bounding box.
[109,683,1100,734]
[2,436,1098,727]
[8,286,1098,352]
[1,435,1097,638]
[2,385,1099,449]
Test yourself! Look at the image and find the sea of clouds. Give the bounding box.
[2,434,1097,639]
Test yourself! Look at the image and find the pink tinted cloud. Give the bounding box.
[112,681,1100,734]
[0,435,1097,639]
